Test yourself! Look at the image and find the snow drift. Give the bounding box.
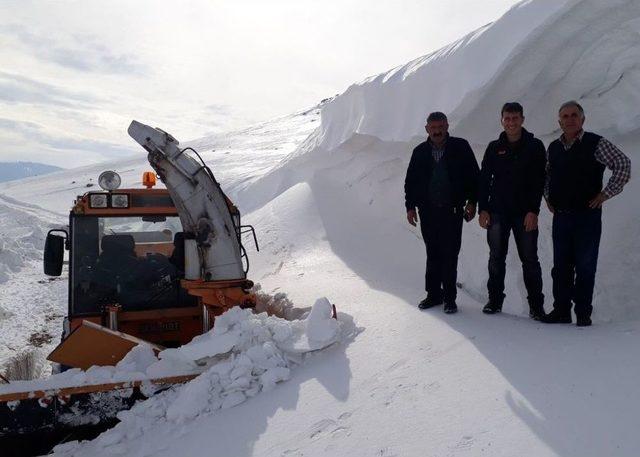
[241,0,640,322]
[319,0,640,148]
[46,300,353,456]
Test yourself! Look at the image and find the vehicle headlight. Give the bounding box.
[111,194,129,208]
[89,193,108,208]
[98,171,122,191]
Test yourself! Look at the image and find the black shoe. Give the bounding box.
[444,302,458,314]
[482,301,502,314]
[418,295,443,310]
[541,309,572,324]
[576,316,592,327]
[529,307,545,321]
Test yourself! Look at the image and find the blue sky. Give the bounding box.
[0,0,520,167]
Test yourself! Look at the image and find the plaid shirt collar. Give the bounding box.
[560,129,585,150]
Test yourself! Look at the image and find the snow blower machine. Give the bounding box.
[0,121,264,455]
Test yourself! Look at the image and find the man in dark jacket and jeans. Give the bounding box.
[543,101,631,326]
[405,111,480,314]
[478,102,546,319]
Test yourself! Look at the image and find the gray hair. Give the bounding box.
[559,100,585,118]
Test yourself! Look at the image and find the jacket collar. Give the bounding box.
[498,127,533,146]
[427,133,449,149]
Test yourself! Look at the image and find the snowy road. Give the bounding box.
[50,235,640,457]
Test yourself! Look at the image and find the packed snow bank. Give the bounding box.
[0,194,63,283]
[243,0,639,323]
[48,302,354,456]
[1,299,351,398]
[319,0,640,149]
[454,0,640,143]
[318,0,570,150]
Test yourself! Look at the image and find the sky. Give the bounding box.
[0,0,521,168]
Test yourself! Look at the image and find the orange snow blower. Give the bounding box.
[0,121,261,455]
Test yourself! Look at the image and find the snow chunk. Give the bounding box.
[47,300,354,455]
[307,297,339,344]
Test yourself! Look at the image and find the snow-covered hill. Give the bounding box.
[0,162,63,183]
[0,106,321,215]
[1,0,639,456]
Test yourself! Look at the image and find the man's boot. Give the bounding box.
[541,308,572,324]
[444,301,458,314]
[576,316,592,327]
[529,307,545,321]
[528,301,545,321]
[418,295,443,310]
[482,299,503,314]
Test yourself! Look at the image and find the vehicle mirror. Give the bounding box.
[44,231,67,276]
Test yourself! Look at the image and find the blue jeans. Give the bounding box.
[551,208,602,318]
[486,213,544,308]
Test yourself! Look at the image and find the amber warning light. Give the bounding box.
[142,171,157,188]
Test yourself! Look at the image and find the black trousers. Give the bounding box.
[486,213,544,308]
[418,205,463,302]
[551,208,602,318]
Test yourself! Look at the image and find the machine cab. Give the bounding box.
[49,171,203,348]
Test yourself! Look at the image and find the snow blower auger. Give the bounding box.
[0,121,263,456]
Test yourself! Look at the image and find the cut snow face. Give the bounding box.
[45,300,354,456]
[0,194,67,379]
[244,0,640,323]
[0,194,63,283]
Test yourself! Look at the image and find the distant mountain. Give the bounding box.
[0,162,63,183]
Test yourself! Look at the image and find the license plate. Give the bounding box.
[139,321,180,333]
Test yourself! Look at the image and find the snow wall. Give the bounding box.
[241,0,640,323]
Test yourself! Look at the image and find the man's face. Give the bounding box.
[558,105,585,137]
[501,111,524,137]
[426,120,448,143]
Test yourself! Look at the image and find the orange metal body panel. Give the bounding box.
[48,321,165,370]
[181,279,256,316]
[67,306,203,349]
[57,186,252,368]
[73,188,178,216]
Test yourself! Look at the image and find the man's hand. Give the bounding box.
[545,199,555,214]
[523,212,538,232]
[588,192,608,209]
[407,209,418,226]
[478,210,490,229]
[464,203,476,222]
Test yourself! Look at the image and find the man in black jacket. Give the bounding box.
[543,101,631,326]
[478,102,546,320]
[405,111,480,314]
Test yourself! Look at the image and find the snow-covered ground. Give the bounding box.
[1,0,640,455]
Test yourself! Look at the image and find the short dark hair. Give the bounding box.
[427,111,448,123]
[501,102,524,117]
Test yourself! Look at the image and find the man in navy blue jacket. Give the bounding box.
[478,102,546,320]
[404,112,480,314]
